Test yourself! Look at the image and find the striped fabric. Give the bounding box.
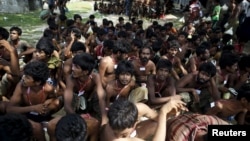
[166,113,229,141]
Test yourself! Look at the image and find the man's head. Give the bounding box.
[115,60,135,85]
[197,62,216,84]
[196,45,210,61]
[72,53,96,77]
[22,60,49,86]
[219,52,239,73]
[9,26,22,40]
[237,87,250,110]
[34,37,55,61]
[103,39,114,56]
[55,114,87,141]
[0,27,9,40]
[113,41,129,61]
[71,41,86,57]
[0,113,32,141]
[156,59,173,81]
[139,46,152,64]
[108,99,138,138]
[167,40,180,57]
[73,14,82,23]
[238,55,250,72]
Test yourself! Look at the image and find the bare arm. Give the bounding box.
[94,73,108,126]
[63,75,75,114]
[7,82,45,114]
[98,58,108,87]
[152,99,188,141]
[147,75,177,105]
[135,102,158,121]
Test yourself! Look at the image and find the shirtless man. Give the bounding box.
[206,87,250,124]
[128,38,143,61]
[186,45,210,73]
[176,62,220,113]
[99,43,129,88]
[9,26,35,63]
[100,98,187,141]
[0,39,20,112]
[217,52,239,99]
[6,61,62,140]
[130,46,156,103]
[105,60,136,107]
[161,40,188,80]
[147,59,182,108]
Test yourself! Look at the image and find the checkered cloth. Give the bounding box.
[166,113,229,141]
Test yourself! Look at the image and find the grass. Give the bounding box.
[0,1,183,45]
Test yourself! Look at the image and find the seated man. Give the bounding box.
[206,85,250,124]
[100,98,187,141]
[160,40,188,80]
[55,114,87,141]
[6,61,62,140]
[47,53,103,141]
[99,42,129,88]
[176,62,220,113]
[147,59,182,108]
[130,46,156,103]
[105,60,136,107]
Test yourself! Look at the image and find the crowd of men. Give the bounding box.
[1,0,250,140]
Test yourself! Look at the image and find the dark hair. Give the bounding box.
[0,113,32,141]
[238,55,250,71]
[72,53,96,75]
[71,28,82,39]
[115,60,135,77]
[71,41,86,52]
[0,27,9,40]
[199,62,217,77]
[219,52,239,69]
[36,37,55,56]
[113,41,129,54]
[108,99,138,131]
[89,14,95,19]
[10,26,22,36]
[139,46,152,54]
[66,19,75,27]
[168,40,180,49]
[43,28,55,39]
[196,45,208,56]
[237,89,250,102]
[55,114,87,141]
[131,38,143,49]
[24,60,49,85]
[103,39,114,50]
[73,14,82,21]
[156,59,173,71]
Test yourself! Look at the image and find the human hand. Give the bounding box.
[0,40,14,52]
[191,89,200,103]
[33,103,48,115]
[160,99,188,117]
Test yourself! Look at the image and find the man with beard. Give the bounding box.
[185,45,210,73]
[147,59,182,108]
[176,62,220,113]
[99,42,129,88]
[130,46,156,103]
[105,60,136,107]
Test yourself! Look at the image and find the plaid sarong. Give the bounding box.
[166,113,229,141]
